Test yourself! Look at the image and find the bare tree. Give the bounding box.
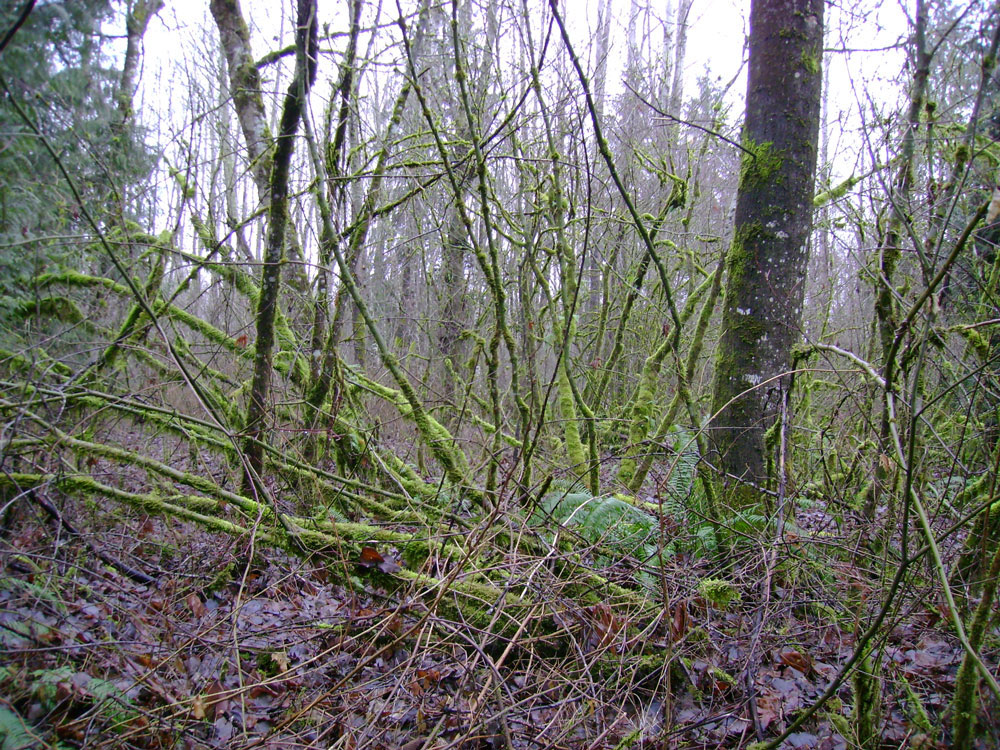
[237,0,317,495]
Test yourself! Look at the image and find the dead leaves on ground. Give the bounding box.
[0,493,991,749]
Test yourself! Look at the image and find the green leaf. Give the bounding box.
[0,706,35,750]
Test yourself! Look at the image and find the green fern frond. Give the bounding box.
[534,490,663,582]
[0,705,34,750]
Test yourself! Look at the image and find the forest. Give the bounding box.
[1,0,999,747]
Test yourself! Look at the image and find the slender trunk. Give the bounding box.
[242,0,316,495]
[862,0,929,519]
[116,0,164,131]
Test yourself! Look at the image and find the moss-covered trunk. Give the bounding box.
[241,0,317,495]
[710,0,824,495]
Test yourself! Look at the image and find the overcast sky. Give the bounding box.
[135,0,911,198]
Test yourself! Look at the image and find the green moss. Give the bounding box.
[352,371,471,486]
[814,174,862,206]
[900,675,933,736]
[714,226,767,407]
[739,140,783,190]
[380,451,438,499]
[955,325,990,359]
[558,365,586,474]
[256,650,287,677]
[725,221,763,289]
[616,339,670,488]
[800,48,820,76]
[953,143,970,168]
[168,166,196,200]
[664,173,687,210]
[8,296,84,324]
[709,665,736,686]
[698,577,740,608]
[852,649,882,750]
[826,712,851,743]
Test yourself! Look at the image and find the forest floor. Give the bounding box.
[0,434,996,749]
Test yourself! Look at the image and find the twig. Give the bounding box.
[623,80,755,159]
[26,487,157,585]
[0,0,34,54]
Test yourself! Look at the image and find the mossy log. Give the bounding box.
[0,470,655,638]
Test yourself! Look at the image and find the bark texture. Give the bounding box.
[710,0,823,488]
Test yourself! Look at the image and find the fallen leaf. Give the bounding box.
[779,647,813,674]
[358,547,383,568]
[786,732,819,748]
[214,715,234,742]
[672,599,688,641]
[756,693,782,730]
[377,555,401,574]
[359,546,401,573]
[202,679,228,720]
[272,650,290,673]
[186,593,206,618]
[587,603,624,650]
[416,668,441,686]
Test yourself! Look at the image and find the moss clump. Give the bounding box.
[851,649,882,750]
[558,365,586,474]
[698,577,740,608]
[8,296,84,324]
[616,340,670,488]
[739,140,783,190]
[709,665,736,687]
[664,172,687,210]
[724,222,764,293]
[169,166,196,200]
[800,48,820,75]
[955,325,989,359]
[814,174,862,207]
[953,142,970,168]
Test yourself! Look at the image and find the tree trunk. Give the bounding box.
[210,0,310,305]
[862,0,929,519]
[710,0,823,494]
[209,0,273,197]
[241,0,316,495]
[116,0,164,131]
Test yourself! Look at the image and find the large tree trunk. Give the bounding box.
[710,0,823,493]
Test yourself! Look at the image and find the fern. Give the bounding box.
[533,489,663,589]
[659,428,717,554]
[0,706,34,750]
[22,667,136,729]
[30,666,75,710]
[662,426,699,507]
[0,576,68,613]
[85,675,136,726]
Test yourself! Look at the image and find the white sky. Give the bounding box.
[135,0,912,207]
